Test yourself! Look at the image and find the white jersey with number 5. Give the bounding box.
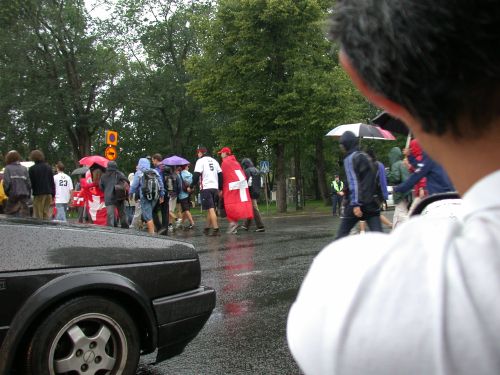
[54,172,74,204]
[194,156,221,190]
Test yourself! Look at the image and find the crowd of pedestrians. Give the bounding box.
[331,135,455,235]
[0,150,74,220]
[0,146,266,237]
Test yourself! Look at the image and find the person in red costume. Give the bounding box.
[218,147,254,234]
[406,139,427,199]
[404,139,427,213]
[80,167,107,226]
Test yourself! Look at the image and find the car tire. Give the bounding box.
[25,295,140,375]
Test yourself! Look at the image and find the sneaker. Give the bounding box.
[175,218,182,228]
[203,227,211,235]
[209,228,220,236]
[226,223,238,234]
[255,227,265,232]
[184,224,195,230]
[167,224,174,232]
[240,225,249,231]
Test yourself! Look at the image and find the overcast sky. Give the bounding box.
[85,0,112,20]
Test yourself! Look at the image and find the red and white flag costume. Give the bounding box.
[81,171,107,226]
[221,155,254,222]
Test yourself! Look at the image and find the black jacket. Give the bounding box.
[241,158,261,200]
[99,162,128,205]
[340,131,379,214]
[29,161,55,196]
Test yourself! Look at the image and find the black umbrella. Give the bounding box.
[371,112,409,135]
[71,166,89,176]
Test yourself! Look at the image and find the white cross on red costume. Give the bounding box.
[228,169,249,202]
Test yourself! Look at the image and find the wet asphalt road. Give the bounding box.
[136,211,392,374]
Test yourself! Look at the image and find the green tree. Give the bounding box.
[103,0,216,165]
[0,0,125,164]
[188,0,339,212]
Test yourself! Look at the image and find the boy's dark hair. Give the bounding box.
[330,0,500,139]
[56,161,64,172]
[29,149,45,162]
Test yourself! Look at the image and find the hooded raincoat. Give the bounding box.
[387,147,411,204]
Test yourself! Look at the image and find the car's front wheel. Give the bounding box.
[26,295,140,375]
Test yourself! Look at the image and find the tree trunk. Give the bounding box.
[294,142,303,210]
[275,143,287,213]
[315,137,330,205]
[75,126,92,159]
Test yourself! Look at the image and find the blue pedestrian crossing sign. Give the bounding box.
[259,160,270,173]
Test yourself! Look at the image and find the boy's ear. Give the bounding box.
[339,50,415,128]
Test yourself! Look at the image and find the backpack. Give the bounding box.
[248,168,262,198]
[141,170,160,201]
[179,173,190,192]
[165,173,180,198]
[166,174,175,193]
[114,179,129,202]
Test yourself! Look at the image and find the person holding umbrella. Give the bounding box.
[151,153,169,234]
[178,164,195,230]
[334,131,383,239]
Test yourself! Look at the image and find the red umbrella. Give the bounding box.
[79,155,109,168]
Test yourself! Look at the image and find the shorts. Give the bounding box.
[169,196,177,212]
[200,189,219,210]
[179,197,191,212]
[141,198,157,221]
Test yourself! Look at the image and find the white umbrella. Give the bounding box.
[326,123,395,140]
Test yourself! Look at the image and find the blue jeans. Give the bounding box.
[55,203,68,221]
[141,198,157,222]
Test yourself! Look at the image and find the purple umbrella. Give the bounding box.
[162,155,190,166]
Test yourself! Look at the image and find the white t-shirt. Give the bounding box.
[194,156,222,190]
[287,170,500,375]
[54,172,74,204]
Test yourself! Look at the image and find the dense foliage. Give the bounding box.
[0,0,405,211]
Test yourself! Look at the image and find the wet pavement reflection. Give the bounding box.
[137,213,343,374]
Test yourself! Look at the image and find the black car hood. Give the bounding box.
[0,216,197,272]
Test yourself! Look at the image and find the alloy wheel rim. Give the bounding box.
[47,313,128,374]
